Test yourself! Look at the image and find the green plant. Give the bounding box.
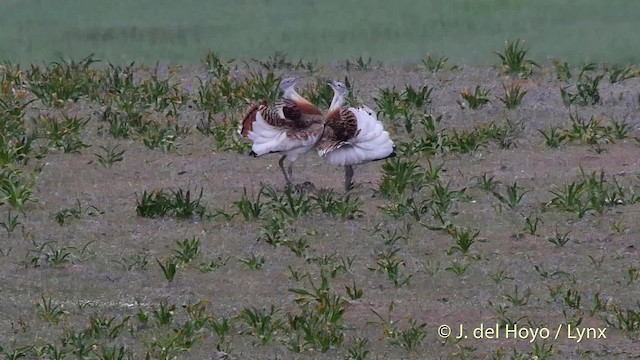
[492,181,530,208]
[94,143,125,168]
[523,214,542,236]
[378,158,425,199]
[53,197,102,225]
[494,39,539,78]
[238,305,285,345]
[447,226,480,255]
[561,66,604,106]
[538,126,567,148]
[374,87,403,120]
[499,83,527,109]
[136,189,171,217]
[262,185,314,220]
[608,64,637,83]
[202,50,233,79]
[554,60,572,81]
[345,280,364,300]
[345,56,373,71]
[0,168,39,209]
[421,53,449,73]
[173,237,201,265]
[547,229,571,247]
[34,295,67,324]
[156,257,177,282]
[239,253,265,270]
[370,247,412,287]
[391,319,427,352]
[458,85,491,109]
[503,285,531,306]
[171,187,206,219]
[233,187,264,220]
[445,258,469,275]
[0,210,20,236]
[344,337,370,360]
[152,300,176,326]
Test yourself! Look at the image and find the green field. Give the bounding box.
[2,0,640,65]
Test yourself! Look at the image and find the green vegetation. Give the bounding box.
[1,39,640,358]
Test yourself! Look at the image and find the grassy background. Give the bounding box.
[1,0,640,65]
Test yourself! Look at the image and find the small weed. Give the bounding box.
[503,285,531,306]
[391,319,427,352]
[54,197,102,225]
[34,295,67,324]
[554,60,572,81]
[0,210,21,236]
[156,257,177,282]
[234,187,264,220]
[421,53,449,73]
[458,85,491,109]
[345,280,364,300]
[345,337,370,360]
[0,168,39,210]
[202,50,233,79]
[627,266,640,285]
[489,266,514,284]
[262,185,314,220]
[608,64,637,83]
[238,305,285,345]
[152,300,176,326]
[492,181,530,208]
[561,67,604,106]
[602,304,640,333]
[499,83,527,109]
[94,143,125,168]
[447,226,480,255]
[370,247,412,287]
[445,259,469,275]
[345,56,373,71]
[547,229,571,247]
[239,253,265,270]
[538,126,567,148]
[173,237,201,265]
[522,214,542,236]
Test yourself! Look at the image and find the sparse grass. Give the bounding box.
[136,187,205,219]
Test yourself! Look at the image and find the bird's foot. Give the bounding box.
[293,181,316,194]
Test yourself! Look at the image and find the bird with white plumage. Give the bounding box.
[239,77,325,185]
[316,80,396,191]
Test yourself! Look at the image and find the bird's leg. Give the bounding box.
[288,161,295,183]
[279,155,291,185]
[344,165,354,192]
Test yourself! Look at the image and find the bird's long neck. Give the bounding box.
[329,91,345,113]
[283,87,301,101]
[284,86,322,115]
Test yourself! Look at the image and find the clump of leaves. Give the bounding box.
[494,39,539,78]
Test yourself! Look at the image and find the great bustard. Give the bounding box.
[239,77,325,185]
[316,80,395,191]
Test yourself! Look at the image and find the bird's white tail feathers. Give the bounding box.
[323,107,394,166]
[248,112,319,156]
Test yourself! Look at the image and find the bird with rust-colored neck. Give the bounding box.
[316,80,395,191]
[239,76,325,185]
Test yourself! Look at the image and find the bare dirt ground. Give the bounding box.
[1,60,640,359]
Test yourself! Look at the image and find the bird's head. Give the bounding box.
[279,76,300,93]
[328,80,348,97]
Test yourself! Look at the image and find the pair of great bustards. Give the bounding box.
[238,77,396,191]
